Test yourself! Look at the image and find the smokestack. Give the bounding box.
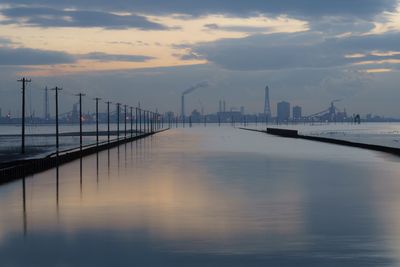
[181,81,209,118]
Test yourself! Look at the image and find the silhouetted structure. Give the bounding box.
[264,86,271,118]
[277,101,290,122]
[293,106,302,120]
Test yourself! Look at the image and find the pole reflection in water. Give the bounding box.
[117,146,120,176]
[22,176,27,237]
[124,143,127,170]
[56,166,59,221]
[80,157,83,199]
[96,152,99,189]
[107,148,110,178]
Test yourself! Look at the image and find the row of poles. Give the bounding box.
[17,78,164,155]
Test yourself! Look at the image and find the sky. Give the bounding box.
[0,0,400,117]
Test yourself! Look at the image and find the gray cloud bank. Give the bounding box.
[0,44,154,65]
[185,32,400,71]
[0,7,168,29]
[1,0,397,18]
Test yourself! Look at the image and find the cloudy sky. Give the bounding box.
[0,0,400,117]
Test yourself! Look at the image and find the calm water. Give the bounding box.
[1,126,400,266]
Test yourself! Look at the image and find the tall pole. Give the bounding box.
[148,111,150,133]
[17,77,31,154]
[139,108,142,133]
[76,93,86,151]
[124,104,127,139]
[135,107,138,136]
[146,110,148,133]
[116,103,121,139]
[152,112,154,132]
[144,110,147,133]
[105,101,111,143]
[51,87,62,156]
[94,98,101,146]
[144,111,147,133]
[130,106,133,138]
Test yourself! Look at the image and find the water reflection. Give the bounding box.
[80,157,83,199]
[56,166,59,221]
[1,127,400,266]
[107,148,110,178]
[22,176,27,237]
[96,152,99,188]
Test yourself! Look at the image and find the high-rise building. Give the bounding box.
[264,86,271,117]
[293,106,302,120]
[277,101,290,122]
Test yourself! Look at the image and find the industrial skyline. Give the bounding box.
[0,82,392,125]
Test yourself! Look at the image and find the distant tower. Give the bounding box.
[264,86,271,117]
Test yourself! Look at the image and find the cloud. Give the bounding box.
[0,47,155,65]
[80,52,154,62]
[0,47,74,65]
[0,7,168,30]
[0,0,397,19]
[203,23,275,34]
[0,37,14,46]
[187,32,400,71]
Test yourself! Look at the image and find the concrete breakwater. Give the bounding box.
[0,129,168,184]
[240,127,400,157]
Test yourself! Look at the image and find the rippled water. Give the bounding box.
[1,126,400,266]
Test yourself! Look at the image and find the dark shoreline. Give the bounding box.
[240,127,400,157]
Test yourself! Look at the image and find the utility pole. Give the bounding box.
[148,111,150,133]
[144,111,149,133]
[130,106,133,138]
[145,110,148,133]
[116,103,121,139]
[124,104,127,139]
[143,110,147,133]
[75,93,86,151]
[51,87,62,156]
[135,107,138,136]
[17,77,31,154]
[151,112,154,133]
[105,101,112,143]
[139,108,142,133]
[94,97,101,146]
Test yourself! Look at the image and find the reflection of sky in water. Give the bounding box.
[0,127,400,266]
